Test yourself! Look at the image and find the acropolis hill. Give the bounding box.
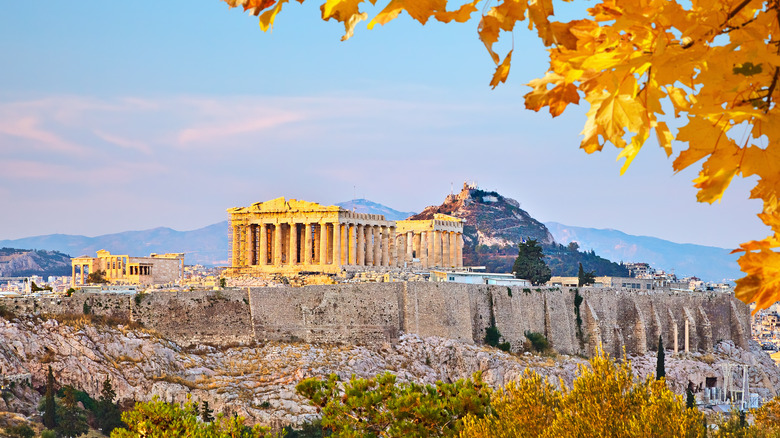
[0,190,773,428]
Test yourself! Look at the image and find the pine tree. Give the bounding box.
[512,239,551,286]
[55,386,88,438]
[96,377,124,436]
[43,366,56,429]
[656,335,665,380]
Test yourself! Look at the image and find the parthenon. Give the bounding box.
[227,197,464,275]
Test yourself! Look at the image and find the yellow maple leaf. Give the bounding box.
[490,50,512,89]
[655,121,674,157]
[368,0,444,28]
[258,0,289,31]
[735,247,780,313]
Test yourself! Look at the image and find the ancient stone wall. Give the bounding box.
[132,289,253,347]
[248,283,402,344]
[1,284,750,357]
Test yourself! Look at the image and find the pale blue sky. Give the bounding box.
[0,1,769,249]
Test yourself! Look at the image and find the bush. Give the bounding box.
[484,325,501,348]
[4,424,35,438]
[525,331,550,353]
[41,430,56,438]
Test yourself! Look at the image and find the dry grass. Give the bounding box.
[151,374,201,390]
[701,353,716,365]
[44,312,144,331]
[115,354,144,363]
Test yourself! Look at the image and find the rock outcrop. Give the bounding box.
[410,184,555,249]
[1,315,778,428]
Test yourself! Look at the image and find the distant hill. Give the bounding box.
[335,199,416,221]
[409,184,626,276]
[544,222,741,282]
[0,248,72,277]
[0,222,230,267]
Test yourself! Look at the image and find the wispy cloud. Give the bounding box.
[176,112,304,146]
[93,129,152,155]
[0,116,88,155]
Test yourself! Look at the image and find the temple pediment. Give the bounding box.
[433,213,464,223]
[229,197,342,214]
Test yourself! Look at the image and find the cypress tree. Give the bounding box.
[43,366,56,429]
[686,388,696,408]
[201,401,214,423]
[656,335,665,380]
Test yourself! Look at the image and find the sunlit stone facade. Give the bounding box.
[227,197,464,275]
[71,250,184,286]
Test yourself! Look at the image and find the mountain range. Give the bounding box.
[543,222,742,282]
[0,194,741,282]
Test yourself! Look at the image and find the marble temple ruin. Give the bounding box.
[227,197,464,275]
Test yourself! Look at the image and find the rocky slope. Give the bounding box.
[0,314,778,428]
[0,248,71,278]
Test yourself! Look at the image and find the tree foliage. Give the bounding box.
[461,349,704,437]
[577,262,595,287]
[87,270,108,284]
[295,372,491,437]
[43,365,56,430]
[221,0,780,309]
[3,424,35,438]
[110,398,275,438]
[96,377,124,436]
[513,239,551,285]
[656,335,665,380]
[56,386,89,438]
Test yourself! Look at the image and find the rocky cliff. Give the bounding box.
[0,314,777,428]
[0,248,71,278]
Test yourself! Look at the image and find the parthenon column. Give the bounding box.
[389,227,396,267]
[259,223,268,265]
[406,231,413,263]
[273,224,283,265]
[373,226,382,266]
[432,230,441,267]
[450,232,457,267]
[365,226,374,266]
[289,222,298,265]
[246,225,256,266]
[382,227,390,267]
[420,231,429,267]
[320,222,329,265]
[232,225,241,267]
[357,224,365,265]
[340,224,348,265]
[333,223,342,268]
[304,223,312,265]
[456,234,463,267]
[443,232,450,268]
[349,224,357,265]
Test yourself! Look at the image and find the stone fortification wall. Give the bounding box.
[2,285,750,357]
[133,289,253,347]
[249,283,402,344]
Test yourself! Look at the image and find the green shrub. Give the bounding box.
[525,331,550,353]
[4,424,34,438]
